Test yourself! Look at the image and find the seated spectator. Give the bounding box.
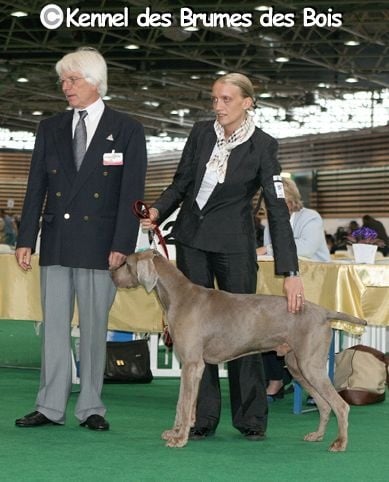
[334,226,348,251]
[258,178,330,262]
[348,220,359,234]
[362,215,388,256]
[326,233,337,254]
[257,177,330,401]
[0,215,6,244]
[0,209,17,246]
[254,212,265,248]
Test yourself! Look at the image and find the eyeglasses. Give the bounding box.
[57,77,84,87]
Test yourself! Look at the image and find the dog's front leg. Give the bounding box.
[163,360,205,448]
[161,374,186,441]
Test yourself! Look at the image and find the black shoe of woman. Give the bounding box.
[266,386,285,402]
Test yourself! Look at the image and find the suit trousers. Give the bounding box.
[176,243,268,433]
[262,351,285,381]
[36,265,116,423]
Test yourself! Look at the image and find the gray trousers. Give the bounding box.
[36,266,116,424]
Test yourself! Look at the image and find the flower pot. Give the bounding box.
[352,244,377,264]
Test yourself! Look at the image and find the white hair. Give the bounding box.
[55,47,108,97]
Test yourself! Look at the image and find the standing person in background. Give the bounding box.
[141,73,304,442]
[14,47,147,431]
[257,177,330,400]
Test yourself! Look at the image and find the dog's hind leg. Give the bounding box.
[286,351,349,452]
[323,390,349,452]
[163,360,205,448]
[285,352,332,442]
[300,367,349,452]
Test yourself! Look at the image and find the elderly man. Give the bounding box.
[15,47,147,430]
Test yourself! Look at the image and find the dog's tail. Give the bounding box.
[326,310,367,326]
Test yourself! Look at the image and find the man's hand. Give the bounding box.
[283,276,305,313]
[15,247,32,271]
[108,251,127,270]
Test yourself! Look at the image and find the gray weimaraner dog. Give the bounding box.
[112,249,367,451]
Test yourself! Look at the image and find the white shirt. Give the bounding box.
[196,143,219,209]
[72,97,105,149]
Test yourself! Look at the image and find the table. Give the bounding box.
[1,254,388,331]
[257,257,389,332]
[0,254,162,331]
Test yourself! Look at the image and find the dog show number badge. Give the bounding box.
[103,150,123,166]
[273,175,285,198]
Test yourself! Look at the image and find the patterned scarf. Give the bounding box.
[205,115,256,183]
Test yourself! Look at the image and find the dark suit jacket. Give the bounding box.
[17,105,147,269]
[153,120,298,275]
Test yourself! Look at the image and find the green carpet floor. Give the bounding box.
[1,321,389,481]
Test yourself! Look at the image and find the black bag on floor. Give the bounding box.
[104,339,153,383]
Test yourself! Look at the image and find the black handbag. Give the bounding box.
[104,338,153,383]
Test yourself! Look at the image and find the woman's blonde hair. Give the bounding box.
[55,47,108,97]
[283,177,304,211]
[215,73,255,106]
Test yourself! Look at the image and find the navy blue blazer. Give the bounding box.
[17,105,147,269]
[153,120,298,275]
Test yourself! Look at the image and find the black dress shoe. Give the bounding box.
[244,429,266,441]
[188,427,215,440]
[266,386,285,403]
[15,411,59,428]
[80,414,109,431]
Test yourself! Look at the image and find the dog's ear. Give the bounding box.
[137,258,158,293]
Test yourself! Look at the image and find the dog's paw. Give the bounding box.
[161,429,177,440]
[304,431,324,442]
[328,437,347,452]
[165,436,188,448]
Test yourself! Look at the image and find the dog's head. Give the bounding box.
[111,249,159,293]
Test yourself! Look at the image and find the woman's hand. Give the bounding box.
[283,276,305,313]
[140,207,159,231]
